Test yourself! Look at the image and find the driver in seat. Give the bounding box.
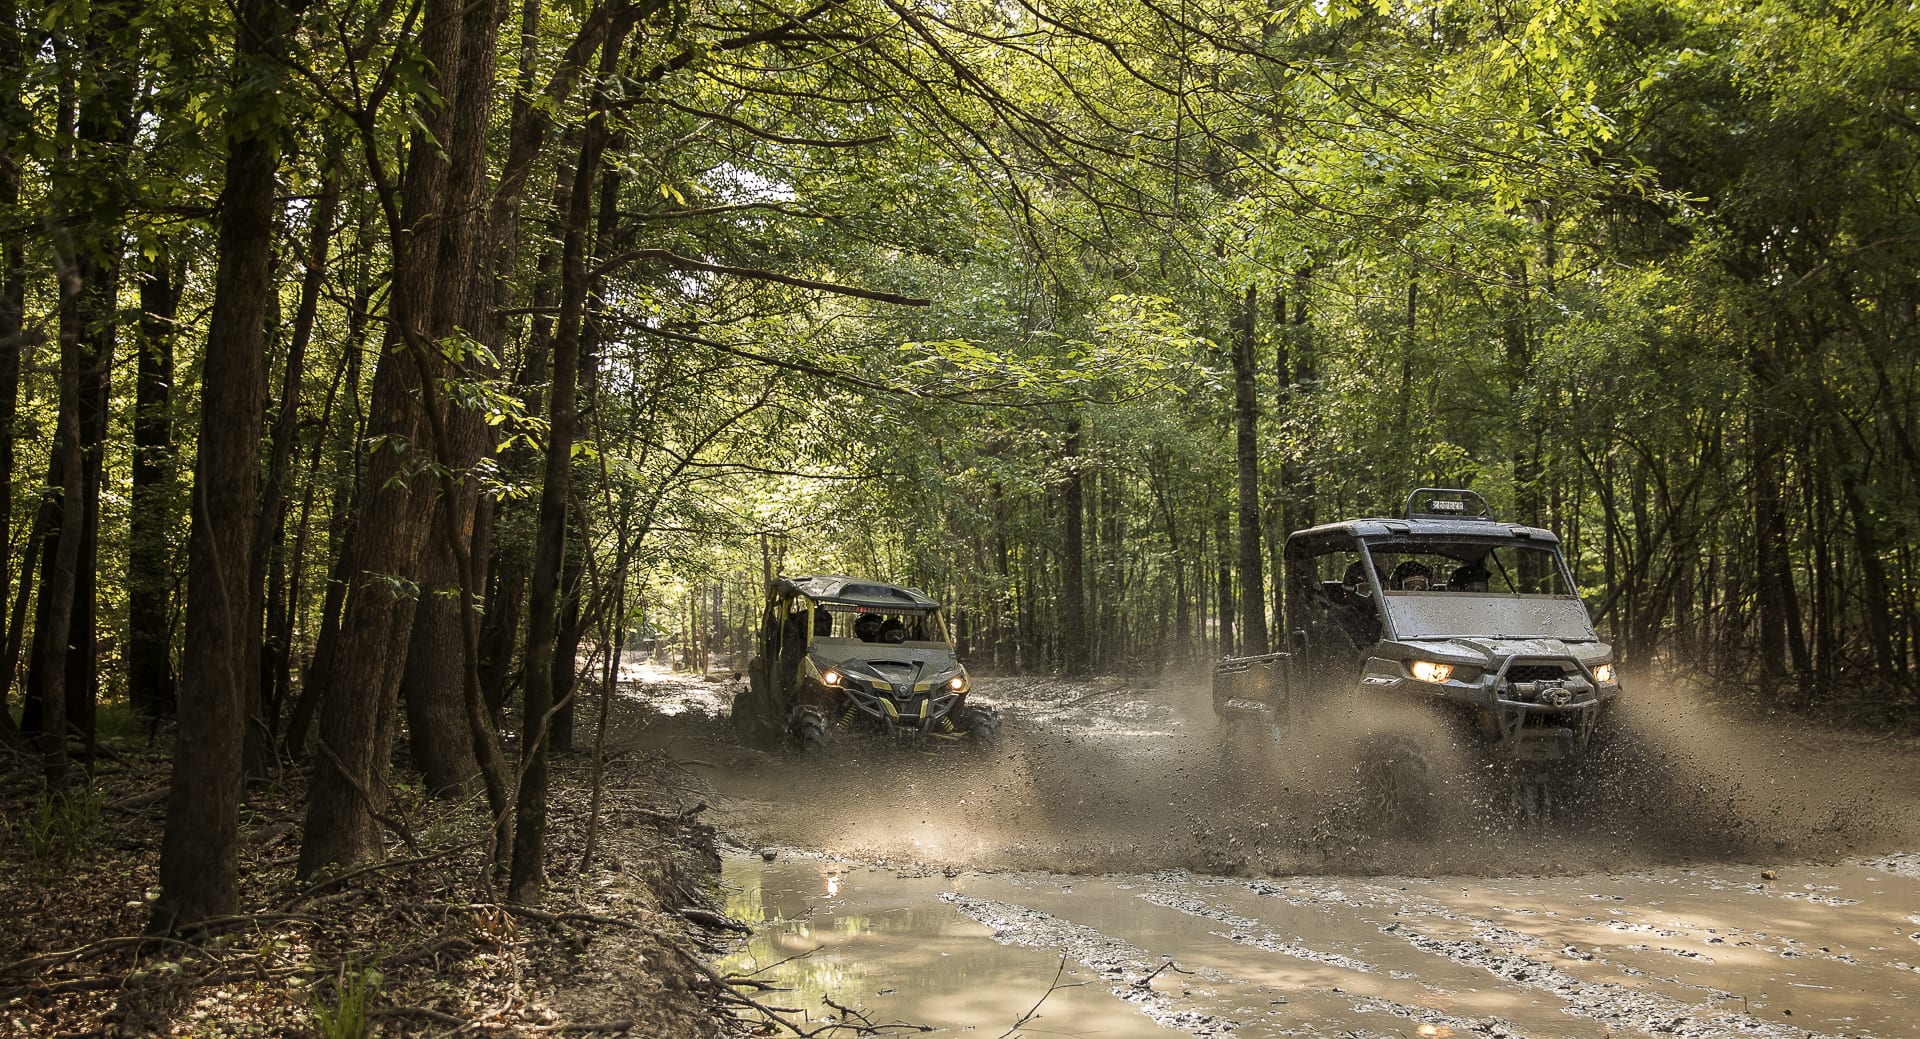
[1336,560,1383,645]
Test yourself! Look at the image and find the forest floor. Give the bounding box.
[0,706,764,1039]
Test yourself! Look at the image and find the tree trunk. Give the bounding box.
[299,0,469,879]
[1231,284,1267,655]
[128,248,181,719]
[511,16,629,903]
[0,0,23,729]
[400,407,491,799]
[1213,503,1233,656]
[248,142,339,760]
[1059,418,1087,674]
[149,0,282,931]
[32,330,84,786]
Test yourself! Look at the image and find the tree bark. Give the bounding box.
[299,0,469,879]
[1232,284,1268,655]
[1059,418,1087,674]
[128,248,181,719]
[512,17,630,902]
[149,0,282,931]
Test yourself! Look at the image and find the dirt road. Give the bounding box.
[620,664,1920,1036]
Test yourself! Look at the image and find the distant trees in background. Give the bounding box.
[0,0,1911,926]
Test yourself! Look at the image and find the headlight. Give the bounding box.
[821,669,841,686]
[1409,660,1453,684]
[947,674,969,693]
[1593,663,1615,684]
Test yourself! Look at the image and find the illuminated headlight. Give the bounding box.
[947,674,969,693]
[1409,660,1454,684]
[821,669,841,687]
[1593,663,1616,684]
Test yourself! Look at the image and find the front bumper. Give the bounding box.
[833,682,965,737]
[1361,657,1619,762]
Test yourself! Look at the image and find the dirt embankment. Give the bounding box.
[0,734,745,1038]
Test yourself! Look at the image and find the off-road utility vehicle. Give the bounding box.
[733,575,1000,752]
[1214,488,1621,819]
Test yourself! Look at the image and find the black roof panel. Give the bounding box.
[771,574,942,611]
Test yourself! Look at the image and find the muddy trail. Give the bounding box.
[617,664,1920,1036]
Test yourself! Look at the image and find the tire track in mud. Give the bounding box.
[939,892,1240,1037]
[1131,886,1508,1039]
[1183,877,1877,1039]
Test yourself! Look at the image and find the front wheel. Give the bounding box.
[1352,733,1436,834]
[787,704,831,754]
[963,703,1002,744]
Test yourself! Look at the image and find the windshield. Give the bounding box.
[1361,538,1595,641]
[814,605,950,646]
[1361,539,1572,596]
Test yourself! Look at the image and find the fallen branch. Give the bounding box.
[105,786,169,812]
[676,906,751,933]
[997,956,1078,1039]
[487,902,642,931]
[726,947,817,980]
[371,1005,464,1026]
[1132,958,1193,988]
[0,934,193,978]
[377,933,476,970]
[283,839,485,909]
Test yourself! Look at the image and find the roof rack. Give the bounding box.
[1403,487,1495,521]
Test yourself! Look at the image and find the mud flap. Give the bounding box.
[1212,650,1295,719]
[732,655,783,749]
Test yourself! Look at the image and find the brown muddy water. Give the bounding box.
[617,663,1920,1037]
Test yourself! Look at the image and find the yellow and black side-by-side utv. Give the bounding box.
[733,575,1000,752]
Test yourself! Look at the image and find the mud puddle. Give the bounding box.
[610,661,1920,1034]
[719,849,1920,1037]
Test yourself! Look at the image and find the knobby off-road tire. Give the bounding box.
[964,704,1002,744]
[787,704,831,754]
[1353,733,1436,835]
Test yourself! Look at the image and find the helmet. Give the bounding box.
[1447,563,1490,592]
[1344,560,1375,598]
[1391,560,1433,591]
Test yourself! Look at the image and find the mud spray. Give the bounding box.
[626,665,1920,879]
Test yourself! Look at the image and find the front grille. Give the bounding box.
[1506,663,1573,683]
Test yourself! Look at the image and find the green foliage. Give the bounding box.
[19,786,104,864]
[311,965,382,1039]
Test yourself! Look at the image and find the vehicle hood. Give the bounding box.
[1382,594,1597,642]
[808,642,963,690]
[1396,636,1613,669]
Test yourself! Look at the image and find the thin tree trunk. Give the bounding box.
[1232,284,1267,655]
[0,0,23,731]
[299,0,467,878]
[1059,419,1087,674]
[33,331,83,786]
[129,248,180,719]
[512,19,629,901]
[249,142,339,760]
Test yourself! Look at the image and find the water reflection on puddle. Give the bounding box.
[718,853,1183,1036]
[715,851,1920,1039]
